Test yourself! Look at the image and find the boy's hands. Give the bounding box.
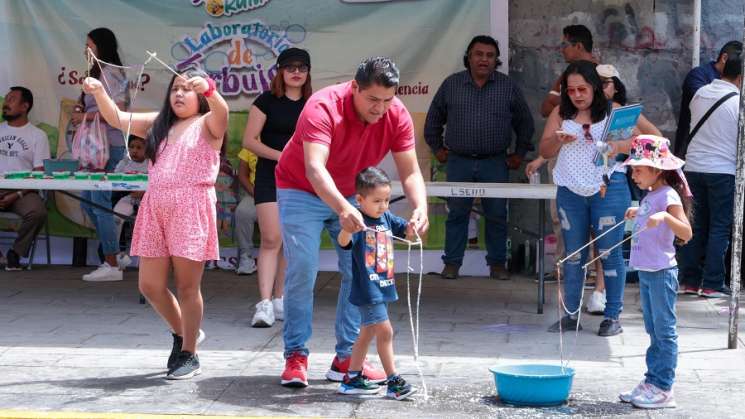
[624,207,638,220]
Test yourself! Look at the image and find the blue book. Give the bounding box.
[594,103,643,167]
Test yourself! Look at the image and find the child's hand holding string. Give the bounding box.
[186,77,210,95]
[624,207,638,220]
[82,77,104,96]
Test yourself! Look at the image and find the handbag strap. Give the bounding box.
[688,91,737,142]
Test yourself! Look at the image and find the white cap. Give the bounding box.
[596,64,620,80]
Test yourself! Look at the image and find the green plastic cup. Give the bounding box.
[89,173,105,181]
[52,171,71,179]
[74,171,89,180]
[31,171,45,179]
[107,173,124,181]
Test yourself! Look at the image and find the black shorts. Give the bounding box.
[253,177,277,205]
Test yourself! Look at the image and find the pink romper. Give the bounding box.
[130,117,220,261]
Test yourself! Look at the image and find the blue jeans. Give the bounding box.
[443,154,508,266]
[678,172,735,291]
[557,172,630,319]
[81,146,126,256]
[277,188,359,359]
[639,268,678,391]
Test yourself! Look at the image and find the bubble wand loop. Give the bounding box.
[85,47,149,161]
[145,51,188,81]
[556,219,626,266]
[555,220,643,371]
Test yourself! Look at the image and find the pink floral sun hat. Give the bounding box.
[623,135,685,170]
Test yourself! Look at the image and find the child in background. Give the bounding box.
[336,167,417,401]
[620,135,692,409]
[207,141,239,271]
[83,67,228,380]
[235,147,259,276]
[112,135,149,270]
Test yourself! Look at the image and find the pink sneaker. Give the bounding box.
[619,380,648,403]
[631,383,676,409]
[325,355,386,384]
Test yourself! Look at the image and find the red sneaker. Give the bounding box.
[680,285,700,295]
[280,352,308,387]
[700,288,730,298]
[325,355,386,384]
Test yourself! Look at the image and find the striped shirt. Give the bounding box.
[424,70,535,156]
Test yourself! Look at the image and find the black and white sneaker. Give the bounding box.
[166,351,201,380]
[167,329,205,373]
[5,250,23,271]
[547,315,582,333]
[598,318,623,336]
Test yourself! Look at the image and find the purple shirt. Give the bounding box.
[630,185,682,271]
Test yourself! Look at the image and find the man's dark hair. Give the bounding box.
[355,167,391,195]
[721,41,743,79]
[563,25,593,53]
[354,57,400,90]
[718,40,743,62]
[463,35,502,68]
[9,86,33,113]
[559,60,608,123]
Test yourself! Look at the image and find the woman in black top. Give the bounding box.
[242,48,311,327]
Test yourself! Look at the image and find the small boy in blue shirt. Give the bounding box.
[336,167,417,400]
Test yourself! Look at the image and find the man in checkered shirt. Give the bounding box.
[424,35,534,281]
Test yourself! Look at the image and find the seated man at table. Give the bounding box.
[0,86,50,271]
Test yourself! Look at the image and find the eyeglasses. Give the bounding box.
[282,64,309,73]
[566,85,591,96]
[582,123,594,144]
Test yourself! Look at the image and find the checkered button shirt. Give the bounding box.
[424,70,535,156]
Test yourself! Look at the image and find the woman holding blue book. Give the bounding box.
[539,61,647,337]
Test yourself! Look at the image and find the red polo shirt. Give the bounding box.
[275,81,415,197]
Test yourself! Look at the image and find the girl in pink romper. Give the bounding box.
[82,68,229,380]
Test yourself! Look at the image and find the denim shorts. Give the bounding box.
[359,303,389,326]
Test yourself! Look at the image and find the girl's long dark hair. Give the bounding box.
[611,76,628,106]
[146,69,210,163]
[662,169,693,245]
[81,27,124,105]
[87,28,123,80]
[559,60,608,123]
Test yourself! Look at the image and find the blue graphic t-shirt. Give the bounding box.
[344,211,408,306]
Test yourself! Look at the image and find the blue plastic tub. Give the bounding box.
[489,364,574,406]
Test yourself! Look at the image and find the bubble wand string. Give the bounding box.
[362,226,428,398]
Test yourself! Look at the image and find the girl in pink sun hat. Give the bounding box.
[620,135,692,409]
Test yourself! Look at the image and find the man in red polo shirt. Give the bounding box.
[275,56,428,388]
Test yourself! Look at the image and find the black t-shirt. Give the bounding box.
[252,91,306,181]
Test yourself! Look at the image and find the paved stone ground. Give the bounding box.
[0,266,744,418]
